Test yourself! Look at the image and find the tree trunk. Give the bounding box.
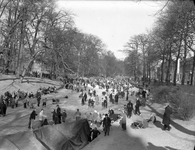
[19,49,45,82]
[161,48,165,82]
[146,63,148,82]
[77,53,80,77]
[16,17,25,76]
[190,52,195,86]
[20,57,36,82]
[143,54,146,83]
[133,69,136,81]
[181,39,187,85]
[148,63,151,84]
[166,46,172,84]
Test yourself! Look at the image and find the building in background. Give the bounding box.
[156,57,195,85]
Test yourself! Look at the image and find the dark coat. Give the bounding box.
[84,93,87,99]
[103,117,111,127]
[91,129,100,140]
[30,110,37,120]
[135,100,141,108]
[115,94,119,102]
[2,102,7,115]
[127,102,133,112]
[109,94,113,101]
[142,90,147,98]
[57,107,61,116]
[52,110,59,124]
[162,106,172,126]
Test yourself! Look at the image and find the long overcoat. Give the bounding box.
[162,105,172,126]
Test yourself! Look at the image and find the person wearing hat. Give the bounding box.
[135,98,141,115]
[103,114,111,136]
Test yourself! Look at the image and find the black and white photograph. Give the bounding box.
[0,0,195,150]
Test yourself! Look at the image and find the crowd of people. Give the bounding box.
[0,86,56,116]
[63,77,152,138]
[0,76,173,144]
[74,77,172,135]
[28,76,166,136]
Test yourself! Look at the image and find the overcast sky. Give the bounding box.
[57,1,165,60]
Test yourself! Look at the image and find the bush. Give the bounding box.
[152,85,195,120]
[152,86,170,103]
[175,94,195,120]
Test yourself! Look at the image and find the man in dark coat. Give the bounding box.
[81,96,85,105]
[104,99,107,108]
[2,100,7,116]
[84,93,87,101]
[115,94,119,104]
[142,89,147,99]
[142,89,147,106]
[88,98,91,107]
[57,105,62,123]
[103,114,111,136]
[28,109,37,129]
[135,99,141,115]
[0,95,3,116]
[52,109,59,124]
[109,93,113,103]
[127,101,133,118]
[162,105,172,131]
[36,90,41,107]
[126,90,129,101]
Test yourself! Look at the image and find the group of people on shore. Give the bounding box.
[0,86,57,117]
[28,104,68,130]
[0,90,24,116]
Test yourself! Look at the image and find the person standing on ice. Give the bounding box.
[120,110,126,130]
[162,104,172,131]
[62,110,67,123]
[36,90,41,107]
[52,109,59,124]
[91,127,101,141]
[135,98,141,115]
[114,93,119,104]
[28,109,37,130]
[103,114,111,136]
[127,101,133,118]
[38,109,47,128]
[75,109,81,121]
[57,105,62,123]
